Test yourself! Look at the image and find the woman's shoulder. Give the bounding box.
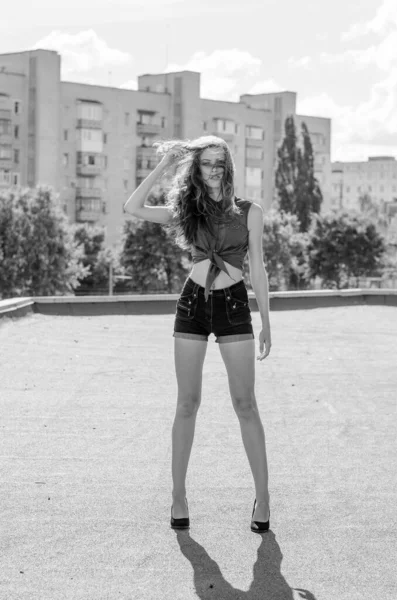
[234,197,253,212]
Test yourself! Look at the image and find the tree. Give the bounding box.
[245,209,309,291]
[275,116,299,215]
[308,211,386,289]
[0,186,88,299]
[296,123,323,232]
[275,117,323,232]
[121,192,190,293]
[358,192,389,236]
[73,223,124,293]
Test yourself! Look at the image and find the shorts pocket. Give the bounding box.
[225,288,251,326]
[176,288,198,320]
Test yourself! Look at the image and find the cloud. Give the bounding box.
[290,32,397,73]
[342,0,397,40]
[247,79,284,94]
[33,29,131,76]
[167,49,262,76]
[287,56,312,69]
[166,49,262,101]
[297,68,397,160]
[120,79,138,90]
[315,31,397,71]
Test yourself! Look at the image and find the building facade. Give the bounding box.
[0,49,331,245]
[331,156,397,241]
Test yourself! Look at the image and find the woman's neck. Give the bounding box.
[208,189,223,202]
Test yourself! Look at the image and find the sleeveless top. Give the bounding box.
[190,197,252,301]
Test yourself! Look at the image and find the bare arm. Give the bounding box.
[123,154,174,224]
[247,202,272,360]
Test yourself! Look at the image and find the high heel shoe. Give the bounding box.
[170,497,190,530]
[250,499,270,533]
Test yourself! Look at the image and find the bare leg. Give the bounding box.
[172,337,207,518]
[219,339,270,521]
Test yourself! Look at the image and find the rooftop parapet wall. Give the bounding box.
[1,289,396,320]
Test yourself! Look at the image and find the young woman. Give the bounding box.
[123,135,272,533]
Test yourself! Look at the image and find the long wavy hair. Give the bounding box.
[154,135,242,250]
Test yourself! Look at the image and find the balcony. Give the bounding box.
[76,187,102,198]
[0,132,12,145]
[76,164,102,176]
[76,118,103,129]
[245,138,264,148]
[0,157,13,169]
[212,131,235,142]
[76,209,102,223]
[136,167,155,179]
[136,146,158,161]
[245,157,264,168]
[0,109,12,119]
[136,122,162,136]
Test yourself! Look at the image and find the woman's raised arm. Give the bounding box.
[123,152,175,224]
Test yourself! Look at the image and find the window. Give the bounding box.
[63,153,69,167]
[14,101,20,114]
[245,186,262,200]
[0,145,12,159]
[161,117,167,128]
[245,167,262,187]
[76,128,103,153]
[103,133,107,144]
[125,112,130,126]
[14,149,19,164]
[214,119,235,134]
[77,102,102,121]
[13,172,20,186]
[123,179,128,190]
[203,121,207,131]
[104,156,108,169]
[0,120,11,135]
[274,97,282,113]
[79,129,102,142]
[246,147,264,160]
[77,198,101,212]
[64,130,68,141]
[138,111,160,126]
[14,125,19,139]
[246,126,264,140]
[0,169,11,184]
[76,153,100,166]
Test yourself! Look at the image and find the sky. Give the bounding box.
[1,0,397,163]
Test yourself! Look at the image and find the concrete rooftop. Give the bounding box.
[1,305,396,600]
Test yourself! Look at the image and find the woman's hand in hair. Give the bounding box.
[157,144,190,171]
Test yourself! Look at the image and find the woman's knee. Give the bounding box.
[176,393,201,417]
[233,393,257,419]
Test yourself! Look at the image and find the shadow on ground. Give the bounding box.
[175,530,317,600]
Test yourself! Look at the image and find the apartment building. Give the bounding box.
[240,92,332,208]
[331,156,397,241]
[0,49,331,245]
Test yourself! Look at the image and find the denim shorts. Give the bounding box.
[173,277,254,344]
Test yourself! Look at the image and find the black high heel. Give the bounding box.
[170,498,190,530]
[250,499,270,533]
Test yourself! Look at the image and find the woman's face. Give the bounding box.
[199,147,226,190]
